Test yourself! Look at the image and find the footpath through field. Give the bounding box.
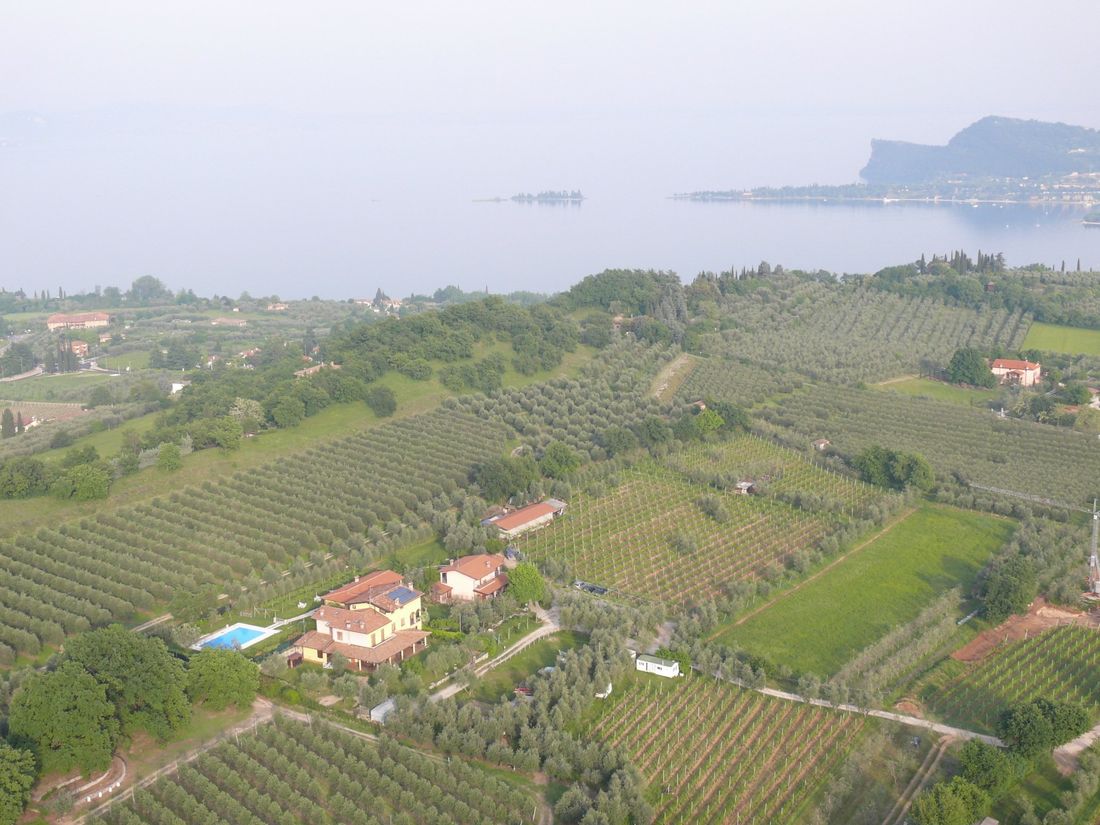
[753,685,1004,746]
[713,507,917,636]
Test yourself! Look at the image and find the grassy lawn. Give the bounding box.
[392,537,449,569]
[99,350,152,370]
[720,504,1014,677]
[0,371,115,401]
[471,631,585,702]
[123,704,253,782]
[876,376,998,407]
[1023,321,1100,355]
[34,410,160,465]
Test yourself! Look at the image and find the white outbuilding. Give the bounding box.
[635,654,680,678]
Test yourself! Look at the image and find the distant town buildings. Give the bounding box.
[46,311,110,331]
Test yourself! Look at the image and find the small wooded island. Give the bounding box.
[510,190,584,203]
[678,116,1100,205]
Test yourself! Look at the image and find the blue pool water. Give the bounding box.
[201,624,266,650]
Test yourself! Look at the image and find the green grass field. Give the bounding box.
[876,376,998,407]
[98,350,152,370]
[1023,321,1100,355]
[0,371,115,401]
[721,504,1014,676]
[471,631,584,702]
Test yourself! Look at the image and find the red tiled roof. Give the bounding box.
[991,358,1040,371]
[314,605,389,635]
[431,582,452,594]
[323,570,404,606]
[294,629,429,665]
[47,311,110,324]
[493,502,558,532]
[474,574,508,596]
[441,554,507,581]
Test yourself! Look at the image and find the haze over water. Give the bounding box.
[2,2,1099,298]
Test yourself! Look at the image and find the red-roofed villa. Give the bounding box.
[991,358,1041,387]
[434,554,509,603]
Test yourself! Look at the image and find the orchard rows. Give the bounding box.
[0,409,507,664]
[758,384,1100,506]
[591,675,863,825]
[930,625,1100,733]
[519,464,830,605]
[678,358,805,409]
[666,436,890,518]
[95,716,536,825]
[709,286,1029,384]
[451,341,674,457]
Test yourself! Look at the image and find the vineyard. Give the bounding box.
[928,625,1100,734]
[519,437,889,605]
[589,674,864,824]
[93,715,537,825]
[758,384,1100,507]
[705,282,1031,384]
[0,409,508,665]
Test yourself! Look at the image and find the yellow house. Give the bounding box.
[291,571,427,671]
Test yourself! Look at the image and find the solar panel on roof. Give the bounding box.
[388,586,417,604]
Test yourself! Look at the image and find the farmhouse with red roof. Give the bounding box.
[435,553,509,603]
[486,498,567,539]
[991,358,1041,387]
[290,570,426,671]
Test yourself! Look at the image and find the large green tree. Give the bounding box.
[983,555,1037,623]
[507,563,547,605]
[64,627,190,741]
[539,442,580,479]
[0,742,37,825]
[0,409,13,440]
[911,777,990,825]
[472,455,539,501]
[186,650,259,711]
[7,663,119,776]
[947,347,995,387]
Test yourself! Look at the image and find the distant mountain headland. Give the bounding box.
[677,117,1100,205]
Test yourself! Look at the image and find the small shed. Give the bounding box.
[812,438,831,451]
[636,655,680,678]
[596,682,613,699]
[734,480,755,495]
[370,698,397,724]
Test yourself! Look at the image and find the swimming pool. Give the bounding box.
[194,622,275,651]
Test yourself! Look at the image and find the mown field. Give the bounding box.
[1023,321,1100,355]
[587,672,864,825]
[518,436,890,605]
[722,504,1014,676]
[93,716,539,825]
[874,375,999,407]
[925,625,1100,734]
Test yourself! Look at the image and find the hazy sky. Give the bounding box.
[2,1,1099,296]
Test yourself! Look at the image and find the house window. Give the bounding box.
[334,630,343,641]
[371,633,376,646]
